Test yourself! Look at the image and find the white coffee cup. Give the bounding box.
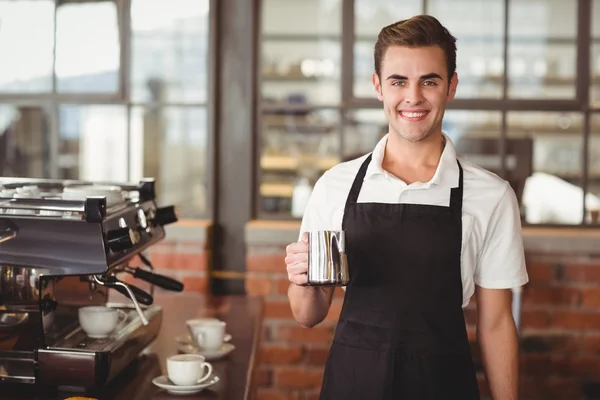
[186,318,226,351]
[78,306,127,339]
[166,354,213,386]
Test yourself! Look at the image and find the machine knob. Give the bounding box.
[107,227,140,252]
[137,208,148,229]
[153,206,178,226]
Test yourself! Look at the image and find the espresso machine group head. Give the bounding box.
[0,178,181,390]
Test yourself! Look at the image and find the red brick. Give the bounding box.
[150,252,207,271]
[306,348,330,365]
[466,325,477,341]
[147,240,177,252]
[254,368,272,386]
[259,345,303,365]
[476,374,490,397]
[304,391,322,400]
[544,378,582,400]
[520,354,552,377]
[180,276,207,292]
[246,276,273,296]
[520,310,550,329]
[526,261,555,284]
[247,253,286,273]
[522,287,580,307]
[264,300,294,319]
[176,240,207,251]
[275,367,323,389]
[583,334,600,354]
[256,389,301,400]
[551,310,600,330]
[581,287,600,307]
[463,308,477,325]
[520,334,581,354]
[276,278,291,295]
[562,264,600,283]
[519,377,581,400]
[550,356,600,379]
[276,326,334,343]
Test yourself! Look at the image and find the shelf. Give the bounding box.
[260,154,339,171]
[261,182,294,198]
[262,74,338,82]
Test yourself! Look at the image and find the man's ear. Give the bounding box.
[372,73,383,101]
[447,72,459,100]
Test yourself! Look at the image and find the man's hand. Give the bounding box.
[285,233,309,286]
[286,232,334,327]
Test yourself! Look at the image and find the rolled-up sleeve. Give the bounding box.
[474,182,529,289]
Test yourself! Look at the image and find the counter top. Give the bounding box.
[0,294,263,400]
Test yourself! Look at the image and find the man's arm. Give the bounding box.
[288,284,335,328]
[285,237,335,327]
[476,286,519,400]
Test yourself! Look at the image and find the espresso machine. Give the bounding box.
[0,178,182,391]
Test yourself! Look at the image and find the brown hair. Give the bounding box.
[374,15,457,81]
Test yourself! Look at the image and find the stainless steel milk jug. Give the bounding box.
[306,230,349,286]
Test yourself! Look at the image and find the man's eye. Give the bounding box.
[392,81,405,86]
[423,80,437,86]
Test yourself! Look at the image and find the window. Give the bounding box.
[257,0,599,226]
[0,0,211,218]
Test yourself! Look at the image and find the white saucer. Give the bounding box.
[175,333,232,345]
[152,374,219,395]
[178,342,236,360]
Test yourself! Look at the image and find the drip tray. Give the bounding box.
[48,305,160,352]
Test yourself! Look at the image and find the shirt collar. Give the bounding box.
[364,133,460,188]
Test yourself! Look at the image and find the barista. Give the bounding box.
[284,15,528,400]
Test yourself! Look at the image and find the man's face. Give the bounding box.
[372,45,458,143]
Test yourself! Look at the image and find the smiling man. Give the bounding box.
[284,15,528,400]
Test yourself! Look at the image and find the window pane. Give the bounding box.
[342,109,387,159]
[0,105,51,177]
[259,109,340,217]
[508,112,583,224]
[261,0,342,106]
[59,105,128,181]
[508,0,577,99]
[428,0,505,99]
[131,0,210,103]
[590,113,600,224]
[591,0,600,108]
[130,107,208,217]
[0,1,54,92]
[55,1,120,93]
[353,0,423,98]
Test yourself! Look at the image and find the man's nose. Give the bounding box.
[404,85,424,105]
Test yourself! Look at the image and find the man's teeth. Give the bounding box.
[401,111,427,118]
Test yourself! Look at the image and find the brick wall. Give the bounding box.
[117,220,211,296]
[245,224,600,400]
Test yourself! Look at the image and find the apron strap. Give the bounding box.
[449,160,464,221]
[342,154,372,229]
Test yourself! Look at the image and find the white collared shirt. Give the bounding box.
[299,134,529,308]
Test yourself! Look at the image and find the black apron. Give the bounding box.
[319,154,479,400]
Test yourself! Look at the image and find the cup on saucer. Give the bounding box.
[166,354,213,386]
[186,318,227,351]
